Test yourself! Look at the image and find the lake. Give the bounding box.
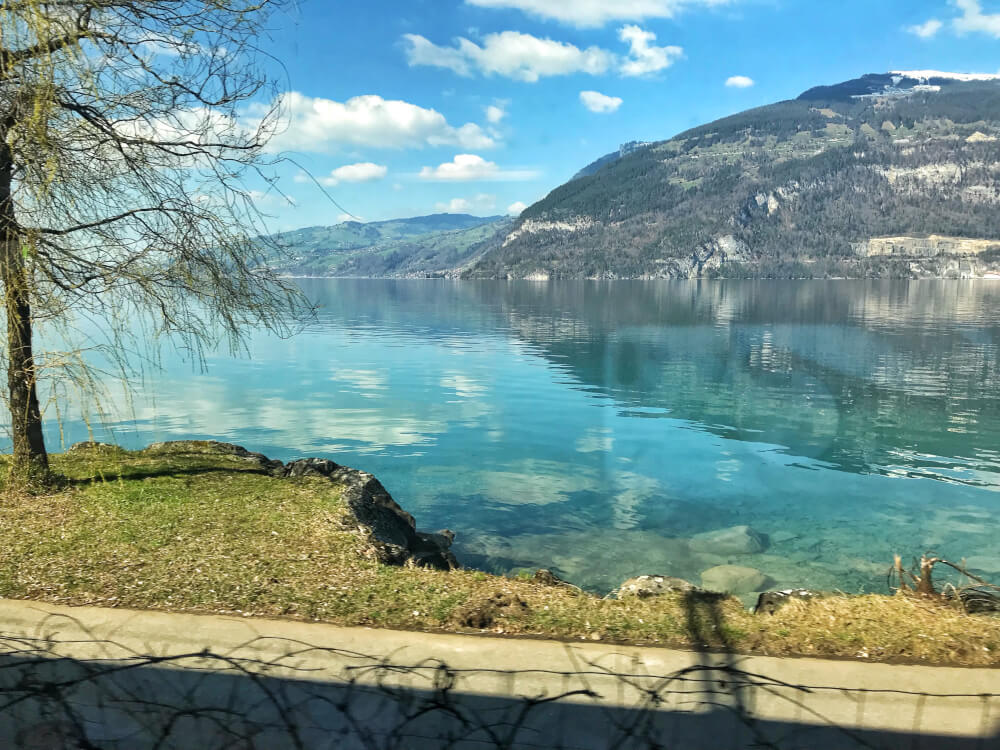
[33,279,1000,597]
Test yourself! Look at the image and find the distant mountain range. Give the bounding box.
[268,72,1000,280]
[266,213,511,277]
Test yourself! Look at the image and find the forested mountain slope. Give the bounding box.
[466,73,1000,279]
[266,214,510,277]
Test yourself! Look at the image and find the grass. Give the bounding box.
[2,444,999,667]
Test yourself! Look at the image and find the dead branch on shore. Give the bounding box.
[890,553,1000,613]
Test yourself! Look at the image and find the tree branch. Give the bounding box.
[0,9,109,72]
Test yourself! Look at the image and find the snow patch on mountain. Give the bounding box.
[891,70,1000,83]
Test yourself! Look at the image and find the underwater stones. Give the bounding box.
[700,565,769,595]
[690,525,767,556]
[965,556,1000,575]
[931,508,994,536]
[769,530,798,545]
[472,530,695,593]
[614,575,696,599]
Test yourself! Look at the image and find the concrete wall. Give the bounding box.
[1,600,997,749]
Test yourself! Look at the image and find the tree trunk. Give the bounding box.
[0,132,48,481]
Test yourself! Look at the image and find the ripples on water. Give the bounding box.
[29,280,1000,599]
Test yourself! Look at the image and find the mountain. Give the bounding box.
[573,141,654,180]
[266,214,512,277]
[465,73,1000,280]
[799,70,1000,101]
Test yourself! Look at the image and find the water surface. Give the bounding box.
[31,280,1000,596]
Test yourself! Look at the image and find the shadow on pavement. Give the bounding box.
[1,625,997,750]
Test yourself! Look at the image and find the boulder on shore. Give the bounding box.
[690,525,767,556]
[66,441,124,454]
[614,574,696,599]
[281,456,459,570]
[700,565,769,595]
[754,589,823,614]
[532,569,575,588]
[145,440,284,474]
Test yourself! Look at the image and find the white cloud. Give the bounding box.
[439,198,474,212]
[954,0,1000,37]
[580,90,623,113]
[486,103,507,123]
[465,0,731,28]
[436,194,497,213]
[337,212,361,222]
[507,201,528,215]
[420,154,500,182]
[619,25,683,76]
[405,27,681,81]
[906,18,943,38]
[725,75,755,88]
[264,92,496,153]
[403,31,614,82]
[419,154,540,181]
[297,162,388,187]
[422,154,498,181]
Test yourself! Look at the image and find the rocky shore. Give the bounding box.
[125,442,808,612]
[71,440,996,618]
[8,440,998,666]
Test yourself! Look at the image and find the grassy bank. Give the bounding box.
[2,444,998,666]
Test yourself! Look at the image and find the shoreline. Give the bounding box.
[1,440,998,668]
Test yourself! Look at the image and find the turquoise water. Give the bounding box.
[32,280,1000,596]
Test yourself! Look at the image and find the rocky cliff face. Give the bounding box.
[465,74,1000,280]
[856,235,1000,257]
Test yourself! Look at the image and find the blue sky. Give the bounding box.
[249,0,1000,230]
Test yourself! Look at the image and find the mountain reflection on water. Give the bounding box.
[32,280,1000,596]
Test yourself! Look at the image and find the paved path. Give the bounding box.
[0,599,997,749]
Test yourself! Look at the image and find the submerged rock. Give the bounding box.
[754,589,823,614]
[769,530,799,545]
[965,556,1000,575]
[690,525,767,556]
[701,565,769,594]
[614,574,696,599]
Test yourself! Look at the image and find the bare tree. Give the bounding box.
[0,0,307,484]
